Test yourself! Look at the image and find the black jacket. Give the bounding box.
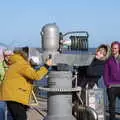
[87,58,105,77]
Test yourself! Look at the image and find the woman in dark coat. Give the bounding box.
[72,44,111,119]
[86,44,111,88]
[75,44,111,89]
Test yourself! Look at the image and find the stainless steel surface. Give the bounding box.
[41,23,59,51]
[46,71,75,120]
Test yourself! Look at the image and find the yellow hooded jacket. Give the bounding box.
[0,54,48,105]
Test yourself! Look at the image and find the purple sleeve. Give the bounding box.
[103,62,110,87]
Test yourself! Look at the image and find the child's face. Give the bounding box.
[95,48,106,60]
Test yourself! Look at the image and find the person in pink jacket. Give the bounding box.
[103,41,120,120]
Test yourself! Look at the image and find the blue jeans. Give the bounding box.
[0,101,13,120]
[0,101,6,120]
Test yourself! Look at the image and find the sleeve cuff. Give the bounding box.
[44,64,49,69]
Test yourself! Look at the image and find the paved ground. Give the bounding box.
[1,100,120,120]
[0,99,47,120]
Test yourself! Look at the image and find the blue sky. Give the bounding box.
[0,0,120,48]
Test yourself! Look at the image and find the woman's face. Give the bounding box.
[95,48,107,60]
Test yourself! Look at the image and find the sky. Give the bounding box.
[0,0,120,48]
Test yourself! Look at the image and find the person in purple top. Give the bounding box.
[103,41,120,120]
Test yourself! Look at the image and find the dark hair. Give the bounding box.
[21,46,29,58]
[22,46,29,55]
[97,44,108,53]
[13,46,29,60]
[111,41,120,48]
